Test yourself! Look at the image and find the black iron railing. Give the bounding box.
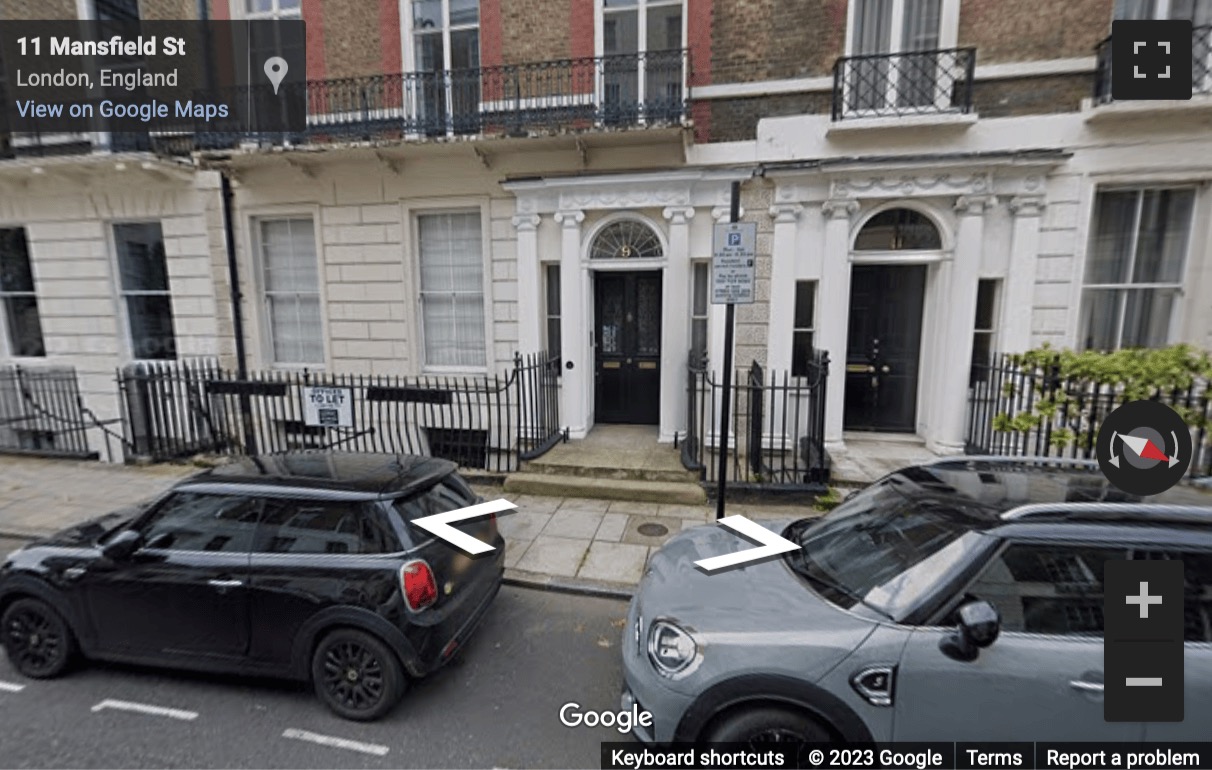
[682,352,830,490]
[832,47,976,120]
[966,353,1212,477]
[116,352,563,472]
[1094,25,1212,104]
[0,365,97,459]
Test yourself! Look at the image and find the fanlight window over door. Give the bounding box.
[590,220,664,260]
[853,208,943,251]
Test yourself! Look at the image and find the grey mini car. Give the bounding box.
[622,457,1212,744]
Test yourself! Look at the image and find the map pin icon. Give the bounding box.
[264,56,288,95]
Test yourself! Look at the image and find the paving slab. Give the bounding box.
[496,511,553,542]
[541,509,605,539]
[577,542,650,584]
[607,500,661,516]
[514,535,590,578]
[555,497,611,513]
[503,538,532,569]
[594,512,629,542]
[620,515,686,548]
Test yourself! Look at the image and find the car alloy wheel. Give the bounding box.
[311,629,405,721]
[1,599,75,679]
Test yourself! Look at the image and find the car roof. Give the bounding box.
[176,452,458,500]
[884,457,1212,527]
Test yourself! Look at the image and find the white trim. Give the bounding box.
[582,211,670,264]
[689,58,1098,101]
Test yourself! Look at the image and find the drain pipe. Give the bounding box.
[220,170,257,454]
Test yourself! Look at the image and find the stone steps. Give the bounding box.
[520,458,699,484]
[503,472,708,505]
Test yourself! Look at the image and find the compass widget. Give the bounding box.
[1096,400,1192,496]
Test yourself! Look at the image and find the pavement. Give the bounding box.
[0,455,818,596]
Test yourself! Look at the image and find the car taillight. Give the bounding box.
[401,560,437,611]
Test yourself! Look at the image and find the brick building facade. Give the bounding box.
[1,0,1209,464]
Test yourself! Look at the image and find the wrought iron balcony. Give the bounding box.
[832,47,976,121]
[1094,25,1212,104]
[0,50,688,158]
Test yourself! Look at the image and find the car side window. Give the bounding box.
[962,543,1129,638]
[254,498,397,554]
[139,492,261,553]
[1132,549,1212,643]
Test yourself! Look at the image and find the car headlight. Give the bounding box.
[646,620,698,677]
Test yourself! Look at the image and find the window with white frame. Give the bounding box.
[791,281,817,377]
[545,264,562,362]
[114,222,176,361]
[0,228,45,358]
[417,211,486,369]
[243,0,301,19]
[1114,0,1212,22]
[409,0,480,133]
[1080,188,1193,351]
[970,279,999,385]
[601,0,684,119]
[846,0,951,114]
[259,217,323,365]
[691,260,708,364]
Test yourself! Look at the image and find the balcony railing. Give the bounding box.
[832,47,976,121]
[1094,25,1212,104]
[0,50,688,158]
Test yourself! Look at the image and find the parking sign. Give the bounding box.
[712,222,757,304]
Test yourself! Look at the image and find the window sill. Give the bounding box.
[1083,94,1212,124]
[827,111,978,136]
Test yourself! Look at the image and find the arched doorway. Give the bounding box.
[844,207,943,432]
[589,219,664,424]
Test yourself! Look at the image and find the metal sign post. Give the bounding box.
[712,181,755,519]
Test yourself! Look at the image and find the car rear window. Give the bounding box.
[392,478,476,526]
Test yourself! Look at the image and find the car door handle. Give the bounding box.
[207,579,243,589]
[1069,680,1104,693]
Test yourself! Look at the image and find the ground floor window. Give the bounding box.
[792,280,817,376]
[1080,188,1192,350]
[0,227,45,357]
[545,263,561,362]
[970,278,999,385]
[691,261,708,364]
[418,210,485,368]
[258,217,323,365]
[114,222,176,361]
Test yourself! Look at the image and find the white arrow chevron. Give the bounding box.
[411,498,517,555]
[694,515,801,573]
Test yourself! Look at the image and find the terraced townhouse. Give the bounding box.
[0,0,1208,487]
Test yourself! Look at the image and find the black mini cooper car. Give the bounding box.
[0,452,504,721]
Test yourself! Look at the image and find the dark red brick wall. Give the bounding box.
[712,0,845,83]
[705,92,832,142]
[973,74,1094,116]
[380,0,403,73]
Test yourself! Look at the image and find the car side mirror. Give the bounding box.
[940,600,1001,662]
[102,529,142,561]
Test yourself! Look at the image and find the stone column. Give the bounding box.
[766,203,804,374]
[660,206,695,443]
[934,194,996,454]
[818,199,859,452]
[1001,195,1045,353]
[513,214,543,355]
[554,210,588,438]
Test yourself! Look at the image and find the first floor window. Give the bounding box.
[970,279,999,385]
[0,228,45,357]
[545,264,561,362]
[791,280,817,377]
[418,211,486,368]
[691,261,708,364]
[260,217,323,365]
[1080,188,1192,350]
[114,222,176,360]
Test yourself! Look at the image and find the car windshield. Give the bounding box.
[784,477,997,613]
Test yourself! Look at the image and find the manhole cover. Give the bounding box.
[637,522,669,537]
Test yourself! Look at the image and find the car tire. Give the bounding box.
[706,705,833,744]
[311,629,406,722]
[1,598,77,679]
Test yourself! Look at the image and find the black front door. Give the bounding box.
[595,271,661,424]
[844,264,926,432]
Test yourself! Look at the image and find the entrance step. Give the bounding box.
[520,457,698,484]
[504,472,708,505]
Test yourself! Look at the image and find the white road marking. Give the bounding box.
[282,728,390,757]
[90,698,199,721]
[0,681,26,692]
